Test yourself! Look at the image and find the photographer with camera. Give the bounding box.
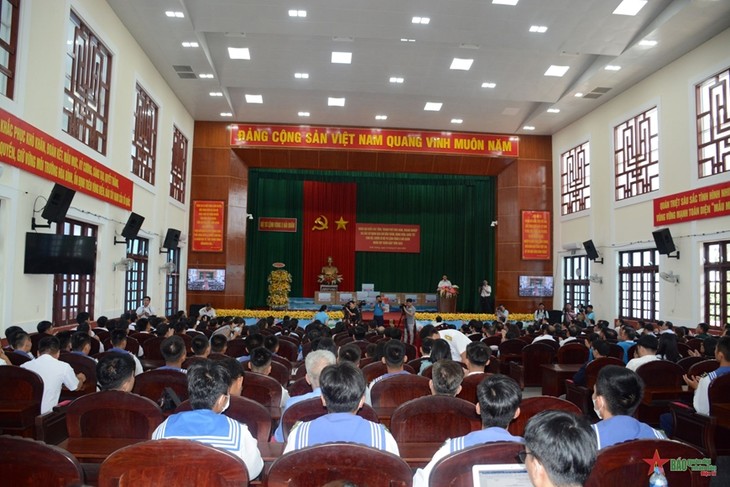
[403,299,417,345]
[343,300,361,325]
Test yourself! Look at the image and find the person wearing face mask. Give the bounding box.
[590,365,665,449]
[152,360,263,479]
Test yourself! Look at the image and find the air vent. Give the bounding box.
[591,87,611,94]
[173,65,194,73]
[177,72,198,79]
[582,93,601,99]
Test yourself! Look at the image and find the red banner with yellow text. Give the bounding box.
[0,107,133,209]
[355,224,421,253]
[191,201,225,252]
[230,124,518,157]
[522,210,551,260]
[258,217,297,233]
[653,181,730,226]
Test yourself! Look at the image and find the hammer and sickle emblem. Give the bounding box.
[312,215,329,231]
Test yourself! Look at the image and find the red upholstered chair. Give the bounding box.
[291,366,307,382]
[175,395,272,442]
[482,335,502,347]
[361,362,415,383]
[507,396,581,437]
[390,395,480,443]
[98,439,249,487]
[265,443,412,487]
[268,359,292,386]
[241,371,283,409]
[140,336,166,369]
[687,359,720,377]
[678,355,707,373]
[585,439,709,487]
[58,353,98,401]
[224,338,248,358]
[456,372,488,404]
[497,339,526,374]
[132,369,189,413]
[182,355,209,369]
[103,336,141,356]
[358,357,375,368]
[0,434,83,486]
[606,343,625,361]
[66,390,163,439]
[276,339,299,362]
[93,328,110,342]
[280,397,379,439]
[286,376,313,398]
[370,374,431,408]
[130,331,155,344]
[687,338,703,352]
[0,366,43,437]
[508,342,556,388]
[428,441,524,487]
[634,360,687,426]
[6,350,32,366]
[557,342,589,364]
[677,341,691,358]
[565,357,624,417]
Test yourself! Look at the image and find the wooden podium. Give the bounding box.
[437,295,457,313]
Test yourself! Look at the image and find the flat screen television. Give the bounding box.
[518,275,554,297]
[187,268,226,291]
[24,232,96,275]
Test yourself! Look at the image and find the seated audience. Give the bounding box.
[109,329,144,375]
[210,334,228,355]
[626,334,659,372]
[591,366,665,448]
[464,341,491,374]
[572,339,610,387]
[657,332,681,362]
[97,352,136,391]
[37,320,54,336]
[429,360,464,396]
[365,340,409,404]
[689,336,717,358]
[560,325,580,347]
[284,362,398,454]
[413,374,523,487]
[616,326,637,363]
[421,324,472,361]
[158,335,187,372]
[152,360,263,479]
[70,332,96,361]
[21,336,85,413]
[247,347,289,407]
[523,410,597,487]
[337,343,362,366]
[694,322,711,340]
[532,324,556,343]
[683,335,730,415]
[419,338,451,375]
[11,331,34,360]
[191,335,211,358]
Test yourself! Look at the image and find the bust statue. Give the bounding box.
[319,256,342,285]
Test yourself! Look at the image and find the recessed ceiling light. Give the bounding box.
[613,0,647,16]
[400,38,416,42]
[424,102,442,111]
[245,94,263,104]
[328,97,346,107]
[389,76,405,84]
[228,47,250,60]
[638,39,657,47]
[547,108,560,113]
[450,58,474,71]
[544,65,569,77]
[294,72,309,79]
[412,16,430,25]
[451,119,463,124]
[209,92,223,97]
[481,82,497,89]
[220,112,232,117]
[331,51,352,64]
[298,111,310,117]
[198,73,214,79]
[605,65,622,71]
[165,11,184,18]
[181,41,199,48]
[288,9,307,17]
[574,92,584,98]
[492,0,519,5]
[523,126,536,131]
[375,115,388,121]
[529,25,548,33]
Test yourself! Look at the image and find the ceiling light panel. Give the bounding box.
[412,16,430,25]
[209,92,223,97]
[288,9,307,17]
[228,47,250,60]
[523,126,535,130]
[294,72,309,79]
[220,112,232,117]
[613,0,647,16]
[375,115,388,120]
[389,77,404,84]
[547,108,560,113]
[298,111,310,117]
[328,97,346,107]
[492,0,519,5]
[450,58,474,70]
[424,102,442,111]
[639,39,658,47]
[165,11,184,18]
[245,94,263,103]
[529,25,548,33]
[481,82,496,88]
[331,51,352,64]
[181,41,198,48]
[198,73,214,79]
[604,65,622,71]
[400,38,416,42]
[544,65,569,77]
[451,119,463,124]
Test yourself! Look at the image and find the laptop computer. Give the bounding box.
[471,463,532,487]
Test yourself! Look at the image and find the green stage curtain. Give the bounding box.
[245,169,495,312]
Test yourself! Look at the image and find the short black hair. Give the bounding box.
[97,352,135,391]
[76,312,90,324]
[187,360,230,410]
[429,339,451,363]
[431,360,464,396]
[210,334,227,353]
[96,316,109,328]
[717,336,730,360]
[110,329,128,348]
[71,332,91,352]
[524,410,596,487]
[249,347,272,371]
[245,333,265,352]
[264,335,279,352]
[56,330,72,350]
[338,343,362,364]
[319,362,366,413]
[476,375,522,428]
[592,339,611,358]
[703,337,718,357]
[136,317,150,332]
[155,323,171,337]
[161,335,186,362]
[217,356,244,386]
[698,322,710,333]
[11,331,30,349]
[38,336,60,355]
[37,320,53,334]
[420,337,434,355]
[313,337,338,356]
[382,339,406,366]
[595,365,644,416]
[466,341,491,367]
[192,335,210,356]
[419,324,438,341]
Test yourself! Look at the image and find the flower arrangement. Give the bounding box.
[438,285,459,298]
[317,273,343,284]
[215,309,532,323]
[267,266,292,309]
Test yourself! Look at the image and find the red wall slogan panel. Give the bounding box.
[522,210,551,260]
[191,200,225,252]
[355,224,420,253]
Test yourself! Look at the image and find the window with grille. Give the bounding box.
[164,247,180,317]
[124,237,149,314]
[169,126,188,203]
[614,107,659,201]
[53,219,96,326]
[63,10,112,154]
[131,84,158,184]
[696,67,730,178]
[0,0,20,99]
[704,240,730,330]
[563,255,590,308]
[560,142,590,215]
[618,249,659,321]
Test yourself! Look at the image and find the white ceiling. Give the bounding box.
[106,0,730,136]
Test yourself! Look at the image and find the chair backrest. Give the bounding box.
[456,372,488,404]
[241,371,282,408]
[175,395,272,442]
[370,374,432,408]
[507,396,581,437]
[557,343,589,364]
[6,350,32,366]
[287,376,314,398]
[520,342,556,386]
[266,442,412,487]
[58,353,98,398]
[225,338,248,358]
[498,339,526,357]
[606,343,625,361]
[686,338,703,351]
[93,328,110,342]
[406,357,428,371]
[708,372,730,407]
[0,435,83,486]
[402,341,418,362]
[635,360,684,389]
[268,359,291,386]
[66,390,163,439]
[276,339,299,362]
[390,395,480,443]
[687,359,720,378]
[98,438,249,487]
[677,355,707,373]
[482,335,502,347]
[586,439,707,487]
[182,355,209,369]
[677,342,691,358]
[141,336,166,361]
[130,331,155,344]
[132,369,189,408]
[362,362,415,383]
[428,441,524,487]
[103,336,141,356]
[584,357,625,389]
[280,397,379,439]
[0,365,43,404]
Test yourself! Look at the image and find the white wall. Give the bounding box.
[552,28,730,326]
[0,0,193,333]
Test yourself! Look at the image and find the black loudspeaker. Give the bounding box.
[121,212,145,240]
[652,228,676,255]
[162,228,181,249]
[583,240,600,260]
[41,184,75,223]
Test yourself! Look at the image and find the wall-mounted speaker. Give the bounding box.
[162,228,181,249]
[41,184,75,223]
[583,240,600,260]
[652,228,676,255]
[121,212,145,240]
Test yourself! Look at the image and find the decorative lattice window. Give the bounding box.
[169,126,188,203]
[618,249,659,321]
[0,0,20,99]
[131,84,158,184]
[704,240,730,330]
[53,219,97,325]
[560,142,590,215]
[63,10,112,154]
[696,67,730,178]
[614,107,659,201]
[563,255,591,308]
[124,237,149,313]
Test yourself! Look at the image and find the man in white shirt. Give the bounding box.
[22,336,85,413]
[479,280,492,313]
[199,303,217,319]
[437,275,452,289]
[421,324,471,361]
[626,334,659,372]
[136,295,156,318]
